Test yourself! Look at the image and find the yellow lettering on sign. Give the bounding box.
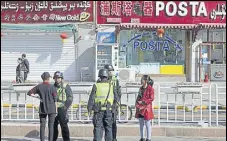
[80,12,90,22]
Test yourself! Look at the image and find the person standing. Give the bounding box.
[104,64,121,141]
[87,69,119,141]
[27,72,57,141]
[21,54,30,81]
[53,71,73,141]
[135,75,154,141]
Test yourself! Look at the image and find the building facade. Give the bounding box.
[1,1,96,82]
[96,1,226,82]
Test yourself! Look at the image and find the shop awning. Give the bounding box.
[1,23,77,31]
[198,23,226,29]
[120,23,197,29]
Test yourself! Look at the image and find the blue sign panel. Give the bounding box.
[96,32,116,43]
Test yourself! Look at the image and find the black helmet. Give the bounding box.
[104,64,114,71]
[53,71,63,79]
[98,69,109,78]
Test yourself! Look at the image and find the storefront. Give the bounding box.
[1,1,94,82]
[96,1,226,81]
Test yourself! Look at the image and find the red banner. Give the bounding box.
[1,1,93,23]
[96,1,226,24]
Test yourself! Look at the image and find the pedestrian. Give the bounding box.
[135,75,154,141]
[53,71,73,141]
[104,64,121,141]
[27,72,57,141]
[16,58,24,83]
[21,54,30,81]
[87,69,119,141]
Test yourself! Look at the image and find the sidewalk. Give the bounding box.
[1,136,226,141]
[1,122,226,138]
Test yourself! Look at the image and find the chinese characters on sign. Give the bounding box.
[1,1,93,23]
[97,1,226,24]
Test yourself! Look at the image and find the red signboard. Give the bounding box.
[1,1,93,23]
[96,1,226,24]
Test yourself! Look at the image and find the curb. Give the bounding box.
[1,123,226,138]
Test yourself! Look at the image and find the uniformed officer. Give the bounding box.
[104,64,121,141]
[53,71,73,141]
[88,69,119,141]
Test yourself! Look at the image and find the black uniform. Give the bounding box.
[88,77,119,141]
[22,58,29,81]
[53,83,73,141]
[110,76,121,141]
[27,80,57,141]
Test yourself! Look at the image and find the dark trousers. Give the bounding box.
[93,110,113,141]
[112,112,117,140]
[39,113,56,141]
[53,107,70,141]
[24,72,28,81]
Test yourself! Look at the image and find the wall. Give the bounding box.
[74,24,96,81]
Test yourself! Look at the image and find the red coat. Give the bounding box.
[135,85,154,120]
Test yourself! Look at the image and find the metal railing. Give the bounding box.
[1,83,226,127]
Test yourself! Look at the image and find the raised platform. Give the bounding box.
[1,122,226,138]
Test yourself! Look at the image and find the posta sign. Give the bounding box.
[97,1,226,24]
[1,1,93,23]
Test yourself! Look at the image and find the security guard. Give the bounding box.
[88,69,119,141]
[53,71,73,141]
[104,64,121,141]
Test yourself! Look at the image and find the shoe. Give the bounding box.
[145,139,151,141]
[139,138,145,141]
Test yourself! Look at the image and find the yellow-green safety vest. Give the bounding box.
[110,75,117,86]
[57,83,68,107]
[95,83,114,110]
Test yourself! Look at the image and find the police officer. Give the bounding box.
[104,64,121,141]
[53,71,73,141]
[88,69,119,141]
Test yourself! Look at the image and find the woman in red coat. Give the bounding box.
[135,75,154,141]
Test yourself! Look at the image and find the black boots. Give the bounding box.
[139,138,151,141]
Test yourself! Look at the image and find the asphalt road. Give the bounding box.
[1,136,226,141]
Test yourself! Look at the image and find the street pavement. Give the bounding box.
[1,136,226,141]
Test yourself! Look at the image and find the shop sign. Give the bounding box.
[97,1,226,24]
[1,1,93,23]
[123,31,182,51]
[96,32,116,43]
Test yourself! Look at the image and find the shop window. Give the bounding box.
[119,29,186,67]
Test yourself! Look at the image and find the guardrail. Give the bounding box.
[1,83,226,127]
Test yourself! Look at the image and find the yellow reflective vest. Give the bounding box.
[95,83,114,109]
[57,83,67,108]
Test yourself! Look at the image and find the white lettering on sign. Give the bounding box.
[107,17,121,23]
[155,1,208,17]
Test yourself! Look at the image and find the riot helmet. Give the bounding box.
[104,64,114,71]
[98,69,109,78]
[53,71,64,79]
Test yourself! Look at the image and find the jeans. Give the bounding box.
[139,118,152,140]
[93,110,113,141]
[53,107,70,141]
[39,113,56,141]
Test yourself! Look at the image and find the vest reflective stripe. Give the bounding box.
[95,83,114,106]
[57,83,68,107]
[111,76,117,86]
